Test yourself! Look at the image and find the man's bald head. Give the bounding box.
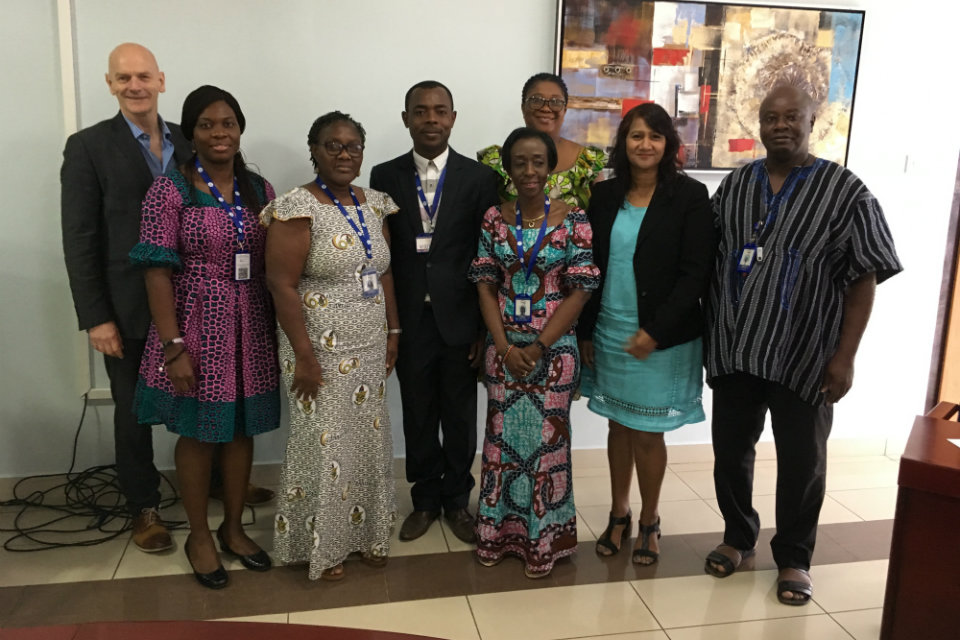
[759,84,815,118]
[105,43,165,123]
[758,83,816,165]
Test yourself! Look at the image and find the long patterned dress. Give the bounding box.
[131,169,280,442]
[261,187,398,580]
[477,145,607,209]
[468,206,600,574]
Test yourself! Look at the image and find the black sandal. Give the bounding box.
[632,517,661,565]
[595,510,632,557]
[777,569,813,606]
[704,544,756,578]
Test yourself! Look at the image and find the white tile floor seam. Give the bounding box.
[828,608,883,640]
[110,537,131,580]
[464,593,484,640]
[629,579,668,634]
[468,582,660,640]
[659,614,856,639]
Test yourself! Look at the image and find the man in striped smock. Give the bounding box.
[702,84,902,605]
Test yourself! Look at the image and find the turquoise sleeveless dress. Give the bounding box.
[581,203,705,431]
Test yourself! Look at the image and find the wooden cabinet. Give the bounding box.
[881,402,960,639]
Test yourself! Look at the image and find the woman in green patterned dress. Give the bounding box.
[478,72,607,209]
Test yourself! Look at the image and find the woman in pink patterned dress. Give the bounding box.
[131,86,280,589]
[468,127,599,578]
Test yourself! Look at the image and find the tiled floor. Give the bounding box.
[0,443,899,639]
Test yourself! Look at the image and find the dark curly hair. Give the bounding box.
[180,85,265,215]
[521,72,568,104]
[307,111,366,169]
[501,127,558,174]
[404,80,454,111]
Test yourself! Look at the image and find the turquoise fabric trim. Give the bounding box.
[129,242,182,271]
[134,379,280,443]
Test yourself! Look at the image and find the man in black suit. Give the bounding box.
[61,43,187,552]
[370,81,499,543]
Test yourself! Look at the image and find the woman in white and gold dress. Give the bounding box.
[263,112,399,581]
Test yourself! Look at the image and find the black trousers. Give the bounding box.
[711,372,832,571]
[102,338,162,515]
[396,305,477,513]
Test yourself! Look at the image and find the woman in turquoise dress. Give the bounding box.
[578,103,715,565]
[478,73,607,209]
[469,127,600,579]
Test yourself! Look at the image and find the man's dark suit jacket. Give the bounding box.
[61,111,192,340]
[578,175,716,349]
[370,148,500,345]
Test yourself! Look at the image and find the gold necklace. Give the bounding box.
[522,214,545,228]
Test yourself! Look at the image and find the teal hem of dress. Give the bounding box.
[135,379,280,443]
[129,242,182,271]
[586,393,705,432]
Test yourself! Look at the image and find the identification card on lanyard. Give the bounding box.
[514,295,532,323]
[416,233,432,253]
[360,265,380,298]
[415,166,446,253]
[234,251,251,281]
[737,243,757,274]
[512,196,551,324]
[196,159,249,281]
[315,178,378,297]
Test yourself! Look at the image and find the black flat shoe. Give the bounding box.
[185,536,228,589]
[595,510,632,557]
[217,525,272,572]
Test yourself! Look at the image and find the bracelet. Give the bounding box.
[534,339,548,352]
[502,345,515,361]
[164,349,186,366]
[387,328,402,334]
[162,337,184,349]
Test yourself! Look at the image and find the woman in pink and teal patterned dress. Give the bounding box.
[469,127,600,579]
[131,86,279,590]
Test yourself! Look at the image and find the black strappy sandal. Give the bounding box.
[632,517,661,565]
[595,510,632,557]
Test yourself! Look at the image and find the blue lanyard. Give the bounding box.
[414,166,447,226]
[315,178,373,260]
[753,162,812,239]
[195,158,245,247]
[514,196,551,280]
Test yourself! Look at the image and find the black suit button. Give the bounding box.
[640,291,647,297]
[426,262,432,268]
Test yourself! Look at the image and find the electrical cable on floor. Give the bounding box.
[0,393,260,552]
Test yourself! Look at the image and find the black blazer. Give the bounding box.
[578,175,716,349]
[61,112,192,339]
[370,148,500,345]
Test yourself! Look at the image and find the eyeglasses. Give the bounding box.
[524,95,566,112]
[320,141,364,157]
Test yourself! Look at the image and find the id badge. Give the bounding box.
[416,233,433,253]
[737,243,757,274]
[234,251,251,281]
[361,265,380,298]
[514,294,532,324]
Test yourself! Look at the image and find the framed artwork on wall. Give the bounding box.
[555,0,865,169]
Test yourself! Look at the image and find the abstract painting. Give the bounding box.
[556,1,864,169]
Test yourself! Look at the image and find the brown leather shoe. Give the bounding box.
[444,508,476,544]
[244,484,276,506]
[209,483,276,506]
[399,510,439,541]
[131,508,173,553]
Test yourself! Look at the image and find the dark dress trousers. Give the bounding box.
[577,175,716,348]
[61,112,192,514]
[370,148,500,512]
